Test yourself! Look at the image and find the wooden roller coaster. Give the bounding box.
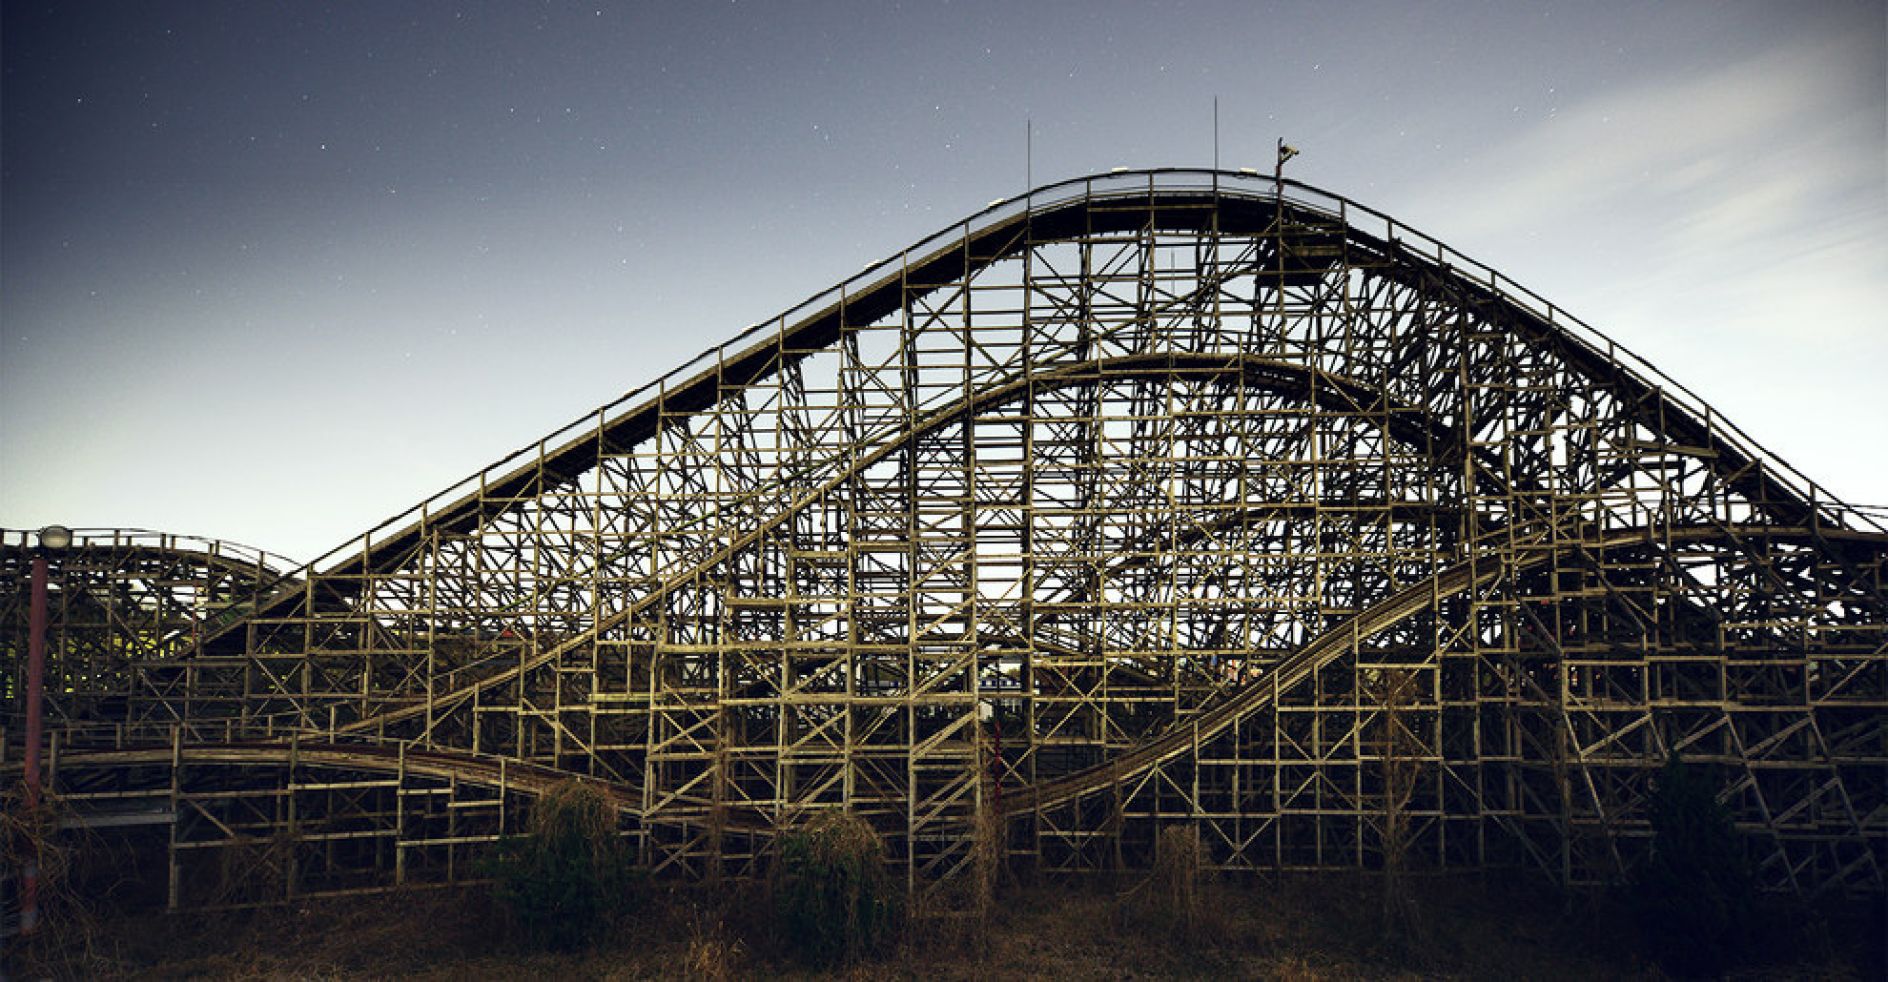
[5,170,1883,917]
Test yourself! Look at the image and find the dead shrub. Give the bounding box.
[1118,823,1205,939]
[1151,824,1203,928]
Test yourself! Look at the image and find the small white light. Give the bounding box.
[38,525,73,550]
[1109,166,1129,174]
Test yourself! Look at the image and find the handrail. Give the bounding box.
[0,527,299,579]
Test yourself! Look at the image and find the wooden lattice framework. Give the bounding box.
[5,170,1884,912]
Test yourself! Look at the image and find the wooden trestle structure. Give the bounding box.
[4,170,1884,914]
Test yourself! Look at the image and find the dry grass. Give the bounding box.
[530,779,617,849]
[781,811,884,869]
[681,902,746,980]
[12,870,1883,980]
[966,797,1003,921]
[1148,824,1203,929]
[2,782,121,976]
[1110,823,1210,946]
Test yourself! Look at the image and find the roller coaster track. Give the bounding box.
[7,740,639,814]
[22,521,1876,823]
[208,171,1864,641]
[332,350,1511,739]
[256,173,1874,740]
[6,169,1883,907]
[1003,522,1888,817]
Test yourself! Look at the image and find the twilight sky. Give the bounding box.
[4,0,1884,563]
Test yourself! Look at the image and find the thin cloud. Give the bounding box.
[1410,32,1879,247]
[1390,27,1885,506]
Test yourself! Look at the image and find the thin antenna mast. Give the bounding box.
[1213,96,1219,171]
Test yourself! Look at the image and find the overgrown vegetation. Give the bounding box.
[7,768,1877,979]
[681,899,748,979]
[1118,823,1206,939]
[481,779,643,951]
[967,796,1004,923]
[1,781,137,975]
[2,782,72,922]
[770,810,899,966]
[17,870,1885,979]
[1631,753,1758,977]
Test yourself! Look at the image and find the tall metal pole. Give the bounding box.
[1025,118,1032,191]
[1212,96,1219,172]
[22,550,48,936]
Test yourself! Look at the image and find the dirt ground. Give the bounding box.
[8,871,1883,980]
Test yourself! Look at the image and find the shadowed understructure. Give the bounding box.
[4,170,1883,914]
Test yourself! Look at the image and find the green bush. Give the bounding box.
[1633,754,1756,977]
[482,780,643,951]
[771,811,899,966]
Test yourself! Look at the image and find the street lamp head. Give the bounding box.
[37,525,73,551]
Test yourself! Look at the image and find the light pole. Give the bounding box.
[1274,138,1299,192]
[21,523,70,937]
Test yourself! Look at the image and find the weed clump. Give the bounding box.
[682,901,748,979]
[3,783,113,972]
[1115,823,1207,940]
[770,810,898,966]
[482,779,642,951]
[1151,824,1203,929]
